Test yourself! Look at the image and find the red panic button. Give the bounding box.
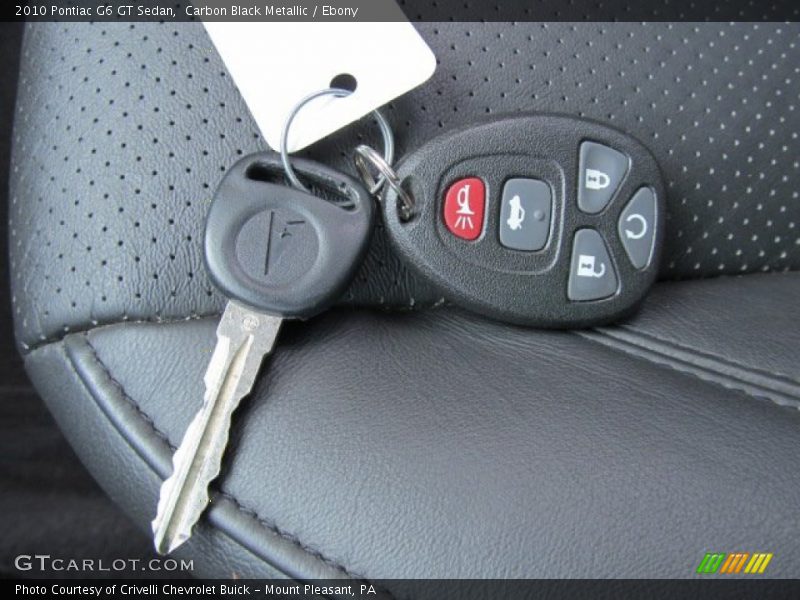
[443,177,485,240]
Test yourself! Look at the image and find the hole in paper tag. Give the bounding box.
[203,17,436,152]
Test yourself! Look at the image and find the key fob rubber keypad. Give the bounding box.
[382,114,665,328]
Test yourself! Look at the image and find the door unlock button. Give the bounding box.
[568,229,618,301]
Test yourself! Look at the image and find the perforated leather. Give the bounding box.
[10,22,800,349]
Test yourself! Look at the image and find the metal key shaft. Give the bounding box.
[152,301,281,555]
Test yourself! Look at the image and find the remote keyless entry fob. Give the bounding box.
[381,114,665,328]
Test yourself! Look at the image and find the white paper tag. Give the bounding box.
[204,20,436,152]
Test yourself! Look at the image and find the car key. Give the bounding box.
[376,114,666,327]
[152,152,374,554]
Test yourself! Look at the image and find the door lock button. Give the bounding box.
[568,229,619,301]
[499,178,552,251]
[619,187,657,269]
[577,141,629,214]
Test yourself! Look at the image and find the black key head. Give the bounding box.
[205,152,374,318]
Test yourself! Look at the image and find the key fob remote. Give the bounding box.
[382,114,665,328]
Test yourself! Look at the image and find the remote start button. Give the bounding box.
[619,187,657,269]
[444,177,485,240]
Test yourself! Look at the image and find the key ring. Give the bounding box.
[280,87,395,194]
[353,144,415,221]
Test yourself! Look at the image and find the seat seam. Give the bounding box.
[77,331,389,591]
[16,270,800,355]
[578,329,800,410]
[40,311,800,410]
[19,311,225,355]
[615,324,800,386]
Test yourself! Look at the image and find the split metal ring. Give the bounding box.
[280,87,395,195]
[354,144,415,220]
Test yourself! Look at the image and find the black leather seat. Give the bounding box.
[10,22,800,583]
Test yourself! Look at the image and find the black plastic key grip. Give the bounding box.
[205,152,374,318]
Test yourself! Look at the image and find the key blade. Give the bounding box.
[151,302,281,555]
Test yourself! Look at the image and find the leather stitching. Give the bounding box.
[19,312,224,355]
[42,310,800,410]
[579,329,800,409]
[615,324,800,386]
[76,332,389,591]
[79,333,176,451]
[42,309,800,409]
